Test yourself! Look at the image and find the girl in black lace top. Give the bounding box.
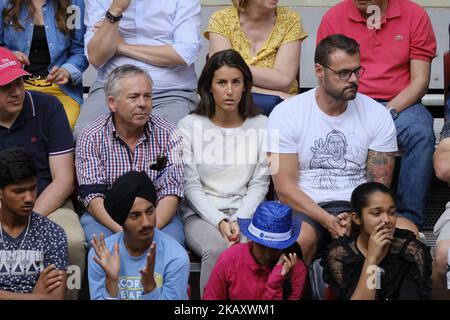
[321,182,432,300]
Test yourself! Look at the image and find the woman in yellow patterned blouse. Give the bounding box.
[205,0,308,116]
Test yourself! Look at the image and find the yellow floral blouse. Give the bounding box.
[205,6,308,94]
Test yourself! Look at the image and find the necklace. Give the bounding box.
[0,215,31,255]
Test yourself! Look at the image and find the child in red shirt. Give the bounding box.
[204,201,307,300]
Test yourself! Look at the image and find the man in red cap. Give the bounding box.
[0,47,85,300]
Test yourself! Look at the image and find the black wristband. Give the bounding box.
[105,10,122,23]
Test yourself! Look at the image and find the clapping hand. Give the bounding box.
[140,242,157,294]
[91,233,121,281]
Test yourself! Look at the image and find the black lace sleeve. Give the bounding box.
[388,229,433,299]
[320,237,363,300]
[401,237,433,299]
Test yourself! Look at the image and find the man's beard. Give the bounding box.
[324,81,358,101]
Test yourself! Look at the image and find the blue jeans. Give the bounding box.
[80,211,185,250]
[252,92,283,116]
[393,102,435,229]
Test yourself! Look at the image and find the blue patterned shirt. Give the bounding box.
[0,212,69,293]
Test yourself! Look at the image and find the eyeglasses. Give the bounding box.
[322,65,365,81]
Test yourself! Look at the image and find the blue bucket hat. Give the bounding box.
[238,201,302,250]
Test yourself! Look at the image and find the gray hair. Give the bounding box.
[104,64,152,99]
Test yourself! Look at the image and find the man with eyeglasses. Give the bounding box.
[317,0,437,236]
[265,34,398,264]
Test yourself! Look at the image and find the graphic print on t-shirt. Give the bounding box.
[117,272,163,300]
[309,129,363,190]
[0,250,44,277]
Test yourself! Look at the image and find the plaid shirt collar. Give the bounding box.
[105,113,152,145]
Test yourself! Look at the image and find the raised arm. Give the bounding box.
[141,250,189,300]
[366,150,395,187]
[351,222,393,300]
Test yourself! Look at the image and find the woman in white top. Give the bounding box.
[178,49,270,296]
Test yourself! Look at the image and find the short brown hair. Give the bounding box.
[315,34,360,67]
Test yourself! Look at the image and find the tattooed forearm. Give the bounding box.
[366,150,395,187]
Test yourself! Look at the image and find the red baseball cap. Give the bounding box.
[0,47,31,86]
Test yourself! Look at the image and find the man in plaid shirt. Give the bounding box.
[75,65,185,247]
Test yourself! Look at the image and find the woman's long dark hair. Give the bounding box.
[3,0,72,35]
[194,49,260,119]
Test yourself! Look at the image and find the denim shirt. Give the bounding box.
[0,0,88,105]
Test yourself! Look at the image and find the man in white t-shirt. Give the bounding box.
[266,34,404,264]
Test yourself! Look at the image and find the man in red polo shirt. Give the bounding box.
[317,0,437,234]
